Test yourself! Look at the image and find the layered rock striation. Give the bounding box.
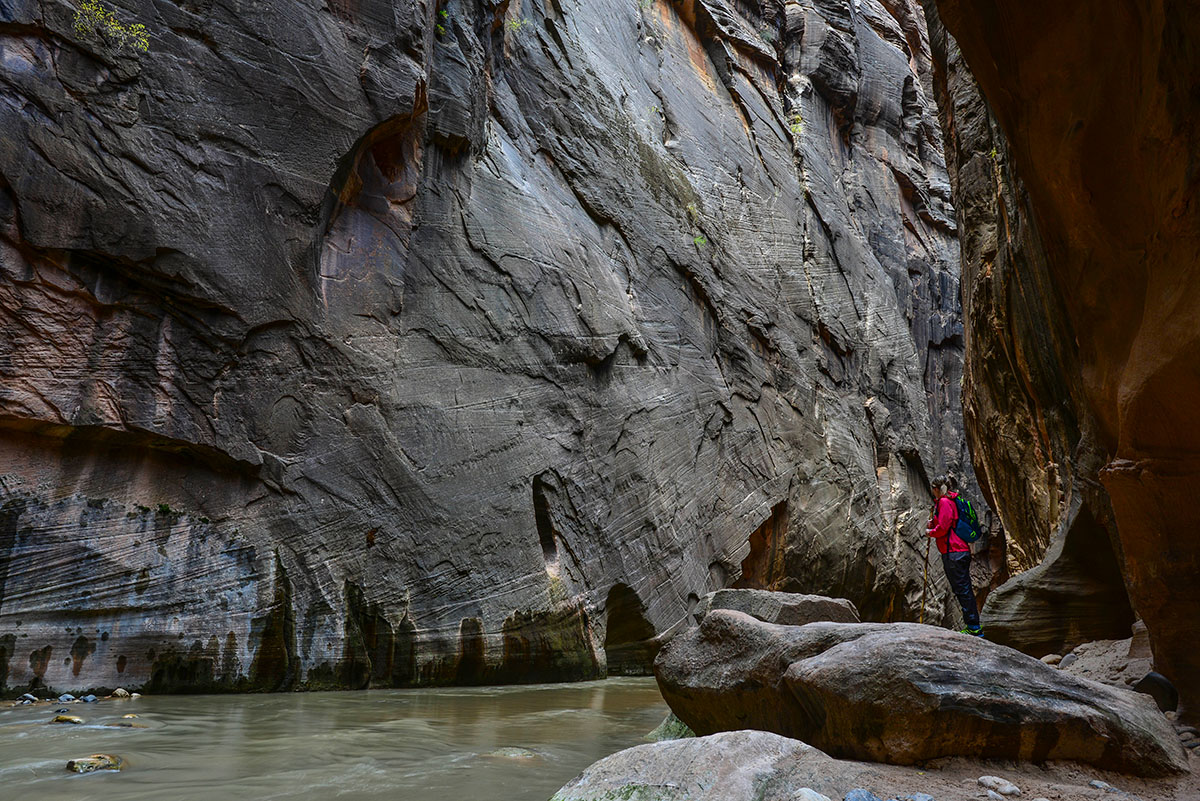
[1,0,972,692]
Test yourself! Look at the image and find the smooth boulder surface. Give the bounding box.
[550,729,866,801]
[655,611,1188,777]
[694,590,859,626]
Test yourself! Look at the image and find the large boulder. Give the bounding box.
[655,611,1188,777]
[694,590,859,626]
[550,729,866,801]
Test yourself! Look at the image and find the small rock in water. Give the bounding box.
[1040,654,1063,666]
[81,694,98,703]
[58,694,76,702]
[51,715,84,725]
[66,754,123,773]
[131,692,142,699]
[978,776,1021,796]
[112,688,130,698]
[487,747,539,760]
[844,791,883,801]
[55,708,70,713]
[122,713,139,719]
[19,692,37,702]
[792,790,832,801]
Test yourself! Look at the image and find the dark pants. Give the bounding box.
[942,551,980,628]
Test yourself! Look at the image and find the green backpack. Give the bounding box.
[952,494,983,543]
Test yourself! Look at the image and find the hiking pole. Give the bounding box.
[919,536,931,624]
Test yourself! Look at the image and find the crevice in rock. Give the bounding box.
[603,583,658,676]
[733,500,788,589]
[532,471,558,563]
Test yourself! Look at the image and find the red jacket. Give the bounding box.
[928,494,969,554]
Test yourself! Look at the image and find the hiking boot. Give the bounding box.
[960,625,984,637]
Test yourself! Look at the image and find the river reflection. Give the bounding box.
[0,677,668,800]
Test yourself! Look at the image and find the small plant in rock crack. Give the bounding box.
[693,235,708,247]
[989,146,999,161]
[506,16,530,32]
[789,111,803,137]
[73,0,149,54]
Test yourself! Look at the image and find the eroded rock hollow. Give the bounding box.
[0,0,972,692]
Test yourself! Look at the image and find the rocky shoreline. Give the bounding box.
[550,590,1199,801]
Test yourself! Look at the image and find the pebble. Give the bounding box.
[18,693,37,702]
[58,694,76,702]
[1059,653,1078,668]
[904,794,934,801]
[792,790,832,801]
[1177,726,1199,737]
[1088,780,1113,791]
[112,687,131,698]
[987,792,1004,801]
[978,776,1021,796]
[55,708,70,713]
[66,754,123,773]
[51,715,84,725]
[81,694,98,703]
[843,791,883,801]
[1040,654,1063,665]
[122,713,139,719]
[131,692,142,699]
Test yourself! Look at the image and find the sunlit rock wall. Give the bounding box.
[0,0,971,693]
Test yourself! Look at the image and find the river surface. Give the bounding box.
[0,678,668,801]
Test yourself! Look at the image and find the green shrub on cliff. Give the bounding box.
[73,0,150,54]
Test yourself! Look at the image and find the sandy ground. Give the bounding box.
[823,749,1200,801]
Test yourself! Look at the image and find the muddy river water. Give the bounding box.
[0,677,668,800]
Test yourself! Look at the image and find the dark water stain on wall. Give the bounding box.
[70,635,95,677]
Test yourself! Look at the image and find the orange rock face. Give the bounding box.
[932,0,1200,719]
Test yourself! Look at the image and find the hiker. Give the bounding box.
[927,475,983,636]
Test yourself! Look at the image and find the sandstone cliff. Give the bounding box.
[926,0,1200,720]
[0,0,971,692]
[919,3,1135,657]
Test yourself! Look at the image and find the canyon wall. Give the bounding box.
[926,0,1200,719]
[0,0,971,693]
[920,3,1134,658]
